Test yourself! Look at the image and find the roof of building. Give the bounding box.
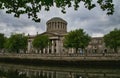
[92,37,103,40]
[28,32,66,39]
[46,17,67,24]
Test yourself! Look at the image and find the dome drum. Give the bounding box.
[46,17,67,33]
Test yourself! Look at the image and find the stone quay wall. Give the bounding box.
[0,53,120,61]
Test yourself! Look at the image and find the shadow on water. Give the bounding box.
[0,57,120,69]
[0,63,120,78]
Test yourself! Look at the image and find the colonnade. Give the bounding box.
[45,39,60,54]
[47,22,67,32]
[27,38,63,54]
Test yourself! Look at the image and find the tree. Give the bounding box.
[20,36,28,53]
[32,35,50,53]
[0,0,114,22]
[104,29,120,53]
[63,29,91,53]
[4,34,28,53]
[0,33,6,52]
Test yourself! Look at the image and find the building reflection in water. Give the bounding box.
[0,63,120,78]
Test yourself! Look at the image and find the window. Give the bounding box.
[58,23,59,28]
[55,22,56,26]
[52,22,54,26]
[54,42,56,46]
[58,22,59,27]
[49,25,51,29]
[54,49,56,53]
[49,49,51,53]
[94,49,97,53]
[58,25,59,29]
[104,49,107,53]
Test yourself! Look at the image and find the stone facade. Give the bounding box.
[86,37,113,54]
[46,17,67,34]
[27,17,117,54]
[28,17,67,54]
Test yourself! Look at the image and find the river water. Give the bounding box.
[0,63,120,78]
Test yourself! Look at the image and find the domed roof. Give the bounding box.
[47,17,67,24]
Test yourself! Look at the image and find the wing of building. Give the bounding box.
[27,17,116,54]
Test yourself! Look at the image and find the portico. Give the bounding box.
[27,17,67,54]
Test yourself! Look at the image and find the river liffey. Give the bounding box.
[0,63,120,78]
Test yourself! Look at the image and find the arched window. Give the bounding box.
[54,49,56,53]
[58,22,60,26]
[58,24,59,29]
[49,49,51,54]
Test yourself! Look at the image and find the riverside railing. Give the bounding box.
[0,53,120,61]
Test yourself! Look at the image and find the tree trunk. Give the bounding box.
[37,49,39,53]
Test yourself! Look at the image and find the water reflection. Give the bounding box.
[0,63,120,78]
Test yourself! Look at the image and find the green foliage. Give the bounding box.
[64,29,91,52]
[0,33,6,50]
[32,35,50,52]
[4,34,28,53]
[0,0,114,22]
[104,28,120,53]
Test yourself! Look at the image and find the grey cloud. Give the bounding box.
[63,0,120,36]
[0,0,120,37]
[0,10,45,36]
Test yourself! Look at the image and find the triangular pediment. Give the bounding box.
[40,32,60,37]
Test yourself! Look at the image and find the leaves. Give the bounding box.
[0,33,6,49]
[0,0,114,22]
[32,35,50,51]
[63,29,91,50]
[104,28,120,53]
[97,0,114,15]
[4,34,28,53]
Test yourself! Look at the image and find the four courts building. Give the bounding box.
[27,17,115,54]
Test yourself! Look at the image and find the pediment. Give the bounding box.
[40,32,59,37]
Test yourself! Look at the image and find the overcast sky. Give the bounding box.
[0,0,120,37]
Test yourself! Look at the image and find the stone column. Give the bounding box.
[61,22,63,28]
[47,45,49,54]
[43,71,45,77]
[47,72,49,78]
[64,25,67,31]
[26,71,29,77]
[59,39,62,55]
[72,48,74,54]
[43,48,46,54]
[50,72,53,78]
[49,23,51,31]
[27,41,31,53]
[53,22,55,30]
[52,40,54,54]
[55,22,57,29]
[56,40,59,54]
